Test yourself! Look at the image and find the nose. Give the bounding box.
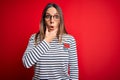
[50,17,54,24]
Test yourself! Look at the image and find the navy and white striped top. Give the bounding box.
[22,34,78,80]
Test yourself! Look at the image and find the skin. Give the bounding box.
[44,7,60,43]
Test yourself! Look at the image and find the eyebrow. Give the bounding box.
[46,13,59,15]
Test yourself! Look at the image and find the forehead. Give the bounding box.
[46,7,58,15]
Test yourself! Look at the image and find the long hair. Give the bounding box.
[35,3,67,45]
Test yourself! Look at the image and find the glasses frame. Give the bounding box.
[45,14,60,21]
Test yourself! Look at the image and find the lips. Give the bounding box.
[49,26,54,30]
[50,26,54,28]
[47,26,54,31]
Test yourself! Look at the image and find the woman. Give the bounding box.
[22,3,78,80]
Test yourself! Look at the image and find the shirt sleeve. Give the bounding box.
[22,34,50,68]
[69,36,79,80]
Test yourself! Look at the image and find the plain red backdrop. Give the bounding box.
[0,0,120,80]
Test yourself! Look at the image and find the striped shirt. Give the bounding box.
[22,34,78,80]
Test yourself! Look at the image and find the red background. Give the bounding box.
[0,0,120,80]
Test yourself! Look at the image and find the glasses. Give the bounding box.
[45,14,60,21]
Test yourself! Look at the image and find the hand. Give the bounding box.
[44,27,58,43]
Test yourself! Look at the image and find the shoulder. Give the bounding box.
[28,33,37,42]
[30,33,36,39]
[62,34,75,40]
[62,34,76,43]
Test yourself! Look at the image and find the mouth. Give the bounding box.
[49,26,54,30]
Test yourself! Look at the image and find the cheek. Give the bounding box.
[56,21,60,26]
[45,20,49,26]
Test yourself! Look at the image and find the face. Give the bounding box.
[45,7,60,31]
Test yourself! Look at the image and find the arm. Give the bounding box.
[69,36,79,80]
[22,34,50,68]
